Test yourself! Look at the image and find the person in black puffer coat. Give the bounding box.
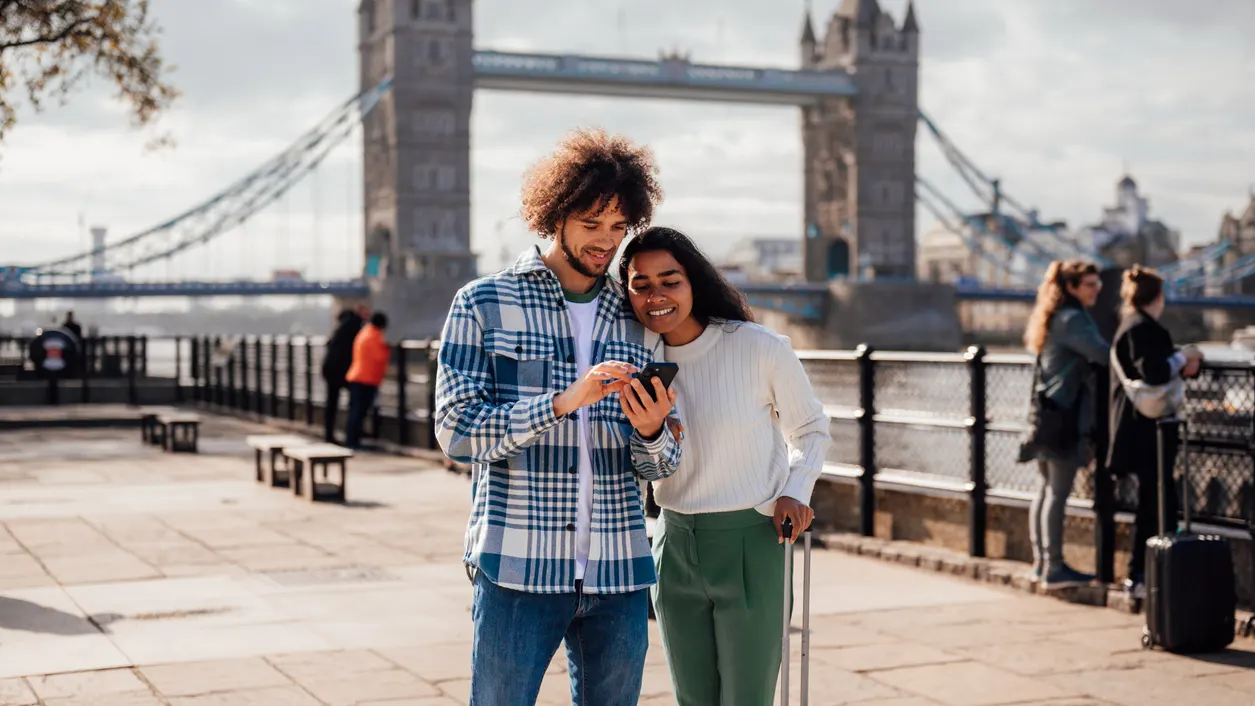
[321,305,367,443]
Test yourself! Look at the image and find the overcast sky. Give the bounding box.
[0,0,1252,281]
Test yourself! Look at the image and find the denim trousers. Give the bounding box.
[470,571,649,706]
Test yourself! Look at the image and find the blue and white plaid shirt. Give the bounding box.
[436,246,682,594]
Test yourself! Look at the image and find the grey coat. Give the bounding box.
[1029,305,1111,466]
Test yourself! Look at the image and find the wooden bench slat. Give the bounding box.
[157,414,201,423]
[245,435,310,450]
[283,444,353,462]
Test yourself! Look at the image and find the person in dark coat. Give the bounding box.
[321,305,368,443]
[62,311,83,340]
[1021,259,1110,590]
[1107,266,1202,598]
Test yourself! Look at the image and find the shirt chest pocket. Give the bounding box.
[483,329,556,403]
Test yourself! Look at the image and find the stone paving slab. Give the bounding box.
[1,418,1254,705]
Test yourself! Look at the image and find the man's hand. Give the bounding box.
[553,361,637,417]
[619,376,676,439]
[773,497,814,544]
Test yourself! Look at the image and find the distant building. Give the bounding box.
[721,237,803,283]
[1081,175,1181,268]
[1215,192,1255,295]
[918,220,1014,286]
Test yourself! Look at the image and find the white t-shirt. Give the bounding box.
[565,288,601,583]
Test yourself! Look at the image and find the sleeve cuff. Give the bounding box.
[523,392,563,435]
[781,473,819,507]
[635,425,672,455]
[1168,352,1187,377]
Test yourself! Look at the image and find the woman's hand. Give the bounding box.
[553,361,637,417]
[1181,346,1204,378]
[619,376,677,439]
[773,497,814,544]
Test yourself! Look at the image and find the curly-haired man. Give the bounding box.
[435,128,683,705]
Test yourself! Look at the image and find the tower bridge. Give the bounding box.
[357,0,922,337]
[8,0,1249,347]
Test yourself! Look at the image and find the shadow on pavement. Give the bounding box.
[0,596,115,636]
[1184,646,1255,670]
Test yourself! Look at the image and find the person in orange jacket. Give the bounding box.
[345,311,391,449]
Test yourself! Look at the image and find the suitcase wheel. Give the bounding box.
[1140,627,1153,650]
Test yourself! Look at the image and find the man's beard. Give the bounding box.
[561,238,610,278]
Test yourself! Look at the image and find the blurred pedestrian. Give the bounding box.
[1108,265,1202,599]
[1020,259,1109,589]
[345,311,391,450]
[62,311,83,340]
[321,304,368,443]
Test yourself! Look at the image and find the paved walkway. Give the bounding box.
[0,412,1253,705]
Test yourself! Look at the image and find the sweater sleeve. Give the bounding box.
[767,335,831,505]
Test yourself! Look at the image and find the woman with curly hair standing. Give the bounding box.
[1021,259,1110,590]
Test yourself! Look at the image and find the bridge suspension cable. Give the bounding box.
[24,77,393,283]
[915,178,1039,287]
[917,109,1109,268]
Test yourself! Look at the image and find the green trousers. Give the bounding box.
[651,508,786,706]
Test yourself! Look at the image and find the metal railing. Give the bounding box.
[185,335,440,451]
[799,345,1255,583]
[0,334,153,405]
[30,333,1252,584]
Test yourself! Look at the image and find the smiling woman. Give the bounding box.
[619,225,830,704]
[618,226,752,345]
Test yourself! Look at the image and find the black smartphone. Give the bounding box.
[630,362,679,402]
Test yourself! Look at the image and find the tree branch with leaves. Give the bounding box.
[0,0,179,145]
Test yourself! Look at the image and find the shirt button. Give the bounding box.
[628,356,636,364]
[566,523,575,531]
[568,466,576,474]
[515,345,523,354]
[566,354,574,363]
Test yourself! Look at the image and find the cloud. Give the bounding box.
[1,0,1252,285]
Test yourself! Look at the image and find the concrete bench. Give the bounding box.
[282,444,353,502]
[245,434,311,487]
[139,406,180,445]
[156,413,201,453]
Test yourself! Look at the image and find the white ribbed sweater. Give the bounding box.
[654,322,831,515]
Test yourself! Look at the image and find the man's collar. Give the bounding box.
[510,245,549,276]
[508,243,626,304]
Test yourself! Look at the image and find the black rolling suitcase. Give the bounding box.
[1142,417,1236,653]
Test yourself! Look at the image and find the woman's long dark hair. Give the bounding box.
[618,226,753,326]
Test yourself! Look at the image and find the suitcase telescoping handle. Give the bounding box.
[1156,417,1190,536]
[779,518,812,706]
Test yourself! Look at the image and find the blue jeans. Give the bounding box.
[470,572,649,706]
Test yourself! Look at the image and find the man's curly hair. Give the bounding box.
[519,128,663,239]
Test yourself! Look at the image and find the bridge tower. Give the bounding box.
[357,0,477,337]
[801,0,919,282]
